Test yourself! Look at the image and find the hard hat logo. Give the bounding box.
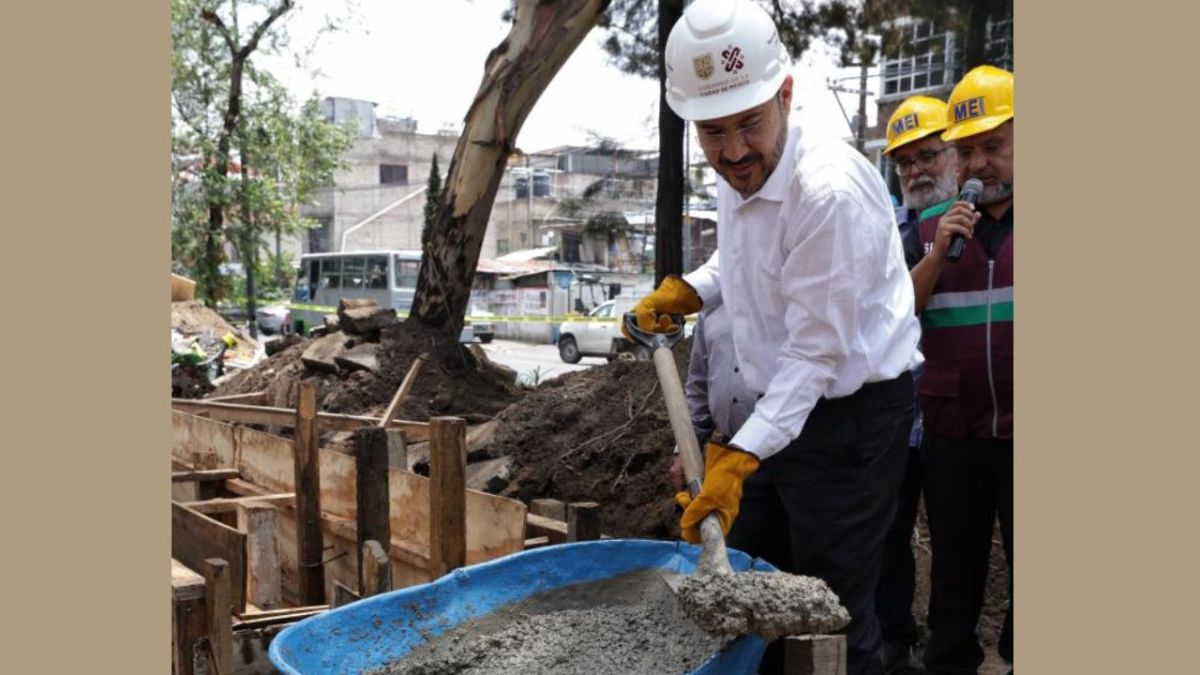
[892,112,920,137]
[693,54,714,80]
[953,97,987,123]
[721,46,745,72]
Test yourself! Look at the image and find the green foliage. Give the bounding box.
[422,153,442,253]
[171,0,354,312]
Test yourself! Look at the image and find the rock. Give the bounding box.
[465,456,513,493]
[334,343,381,373]
[469,344,518,385]
[265,333,302,357]
[340,306,399,334]
[301,332,352,373]
[323,314,341,332]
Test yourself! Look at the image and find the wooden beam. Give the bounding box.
[172,469,241,483]
[237,502,282,611]
[182,493,295,515]
[361,540,393,597]
[530,498,566,521]
[293,381,325,605]
[171,502,246,615]
[354,428,391,590]
[523,535,552,548]
[784,635,848,675]
[429,417,467,579]
[387,429,408,471]
[172,559,207,675]
[171,398,430,440]
[206,391,267,404]
[567,502,602,542]
[380,356,425,427]
[525,513,568,544]
[203,559,233,675]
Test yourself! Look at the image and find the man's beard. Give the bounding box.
[901,168,958,212]
[978,180,1013,205]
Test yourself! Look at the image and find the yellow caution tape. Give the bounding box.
[283,302,694,325]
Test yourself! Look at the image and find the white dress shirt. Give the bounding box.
[683,124,923,461]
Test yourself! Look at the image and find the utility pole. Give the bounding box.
[855,59,868,154]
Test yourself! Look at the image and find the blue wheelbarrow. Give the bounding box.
[269,539,775,674]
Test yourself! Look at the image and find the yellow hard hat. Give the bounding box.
[883,96,949,156]
[942,65,1013,142]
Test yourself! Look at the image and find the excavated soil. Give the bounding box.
[209,321,522,423]
[366,568,726,675]
[489,339,694,540]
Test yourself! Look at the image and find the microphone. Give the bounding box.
[946,178,984,262]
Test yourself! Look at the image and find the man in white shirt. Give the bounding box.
[629,2,922,673]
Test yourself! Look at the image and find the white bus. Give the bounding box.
[289,251,493,342]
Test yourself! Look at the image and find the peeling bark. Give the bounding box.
[410,0,612,334]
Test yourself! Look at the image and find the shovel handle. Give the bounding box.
[652,346,734,575]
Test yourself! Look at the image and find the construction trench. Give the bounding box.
[171,299,1010,674]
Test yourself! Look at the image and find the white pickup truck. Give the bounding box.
[556,297,650,363]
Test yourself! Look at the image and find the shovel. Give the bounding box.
[623,312,734,590]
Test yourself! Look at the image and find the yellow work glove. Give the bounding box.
[675,441,760,544]
[623,275,702,340]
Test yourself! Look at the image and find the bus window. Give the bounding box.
[366,255,388,289]
[393,257,420,289]
[320,258,342,289]
[343,257,366,289]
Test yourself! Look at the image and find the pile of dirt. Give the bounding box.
[172,301,241,338]
[485,339,693,540]
[209,319,523,423]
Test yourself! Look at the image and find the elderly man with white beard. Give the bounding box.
[875,94,960,674]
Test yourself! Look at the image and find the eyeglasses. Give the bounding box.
[893,147,950,175]
[697,118,768,148]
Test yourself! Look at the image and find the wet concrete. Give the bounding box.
[368,568,727,675]
[675,570,851,641]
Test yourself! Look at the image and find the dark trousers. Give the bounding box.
[876,444,923,649]
[727,373,913,675]
[921,433,1013,675]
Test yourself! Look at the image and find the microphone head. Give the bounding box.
[961,178,984,204]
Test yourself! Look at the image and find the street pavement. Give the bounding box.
[479,338,606,387]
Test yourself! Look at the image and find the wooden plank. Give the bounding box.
[203,559,233,675]
[567,502,602,542]
[387,429,408,471]
[172,469,241,483]
[361,540,392,597]
[354,428,391,590]
[784,635,848,675]
[172,410,237,469]
[380,356,424,427]
[293,381,325,605]
[172,559,206,675]
[171,399,431,440]
[206,391,267,404]
[429,417,467,579]
[525,513,568,544]
[234,604,328,624]
[182,493,295,515]
[523,536,552,548]
[237,502,282,611]
[172,502,246,615]
[530,498,566,521]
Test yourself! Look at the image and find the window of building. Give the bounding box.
[880,20,957,98]
[986,16,1014,71]
[380,164,408,185]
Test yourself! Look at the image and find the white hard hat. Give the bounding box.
[664,0,792,121]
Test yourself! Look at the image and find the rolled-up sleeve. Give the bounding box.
[730,189,879,460]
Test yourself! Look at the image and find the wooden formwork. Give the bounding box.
[169,392,528,674]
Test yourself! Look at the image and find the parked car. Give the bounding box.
[467,304,495,344]
[255,304,293,336]
[557,297,648,364]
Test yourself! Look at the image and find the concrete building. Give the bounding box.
[300,97,461,255]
